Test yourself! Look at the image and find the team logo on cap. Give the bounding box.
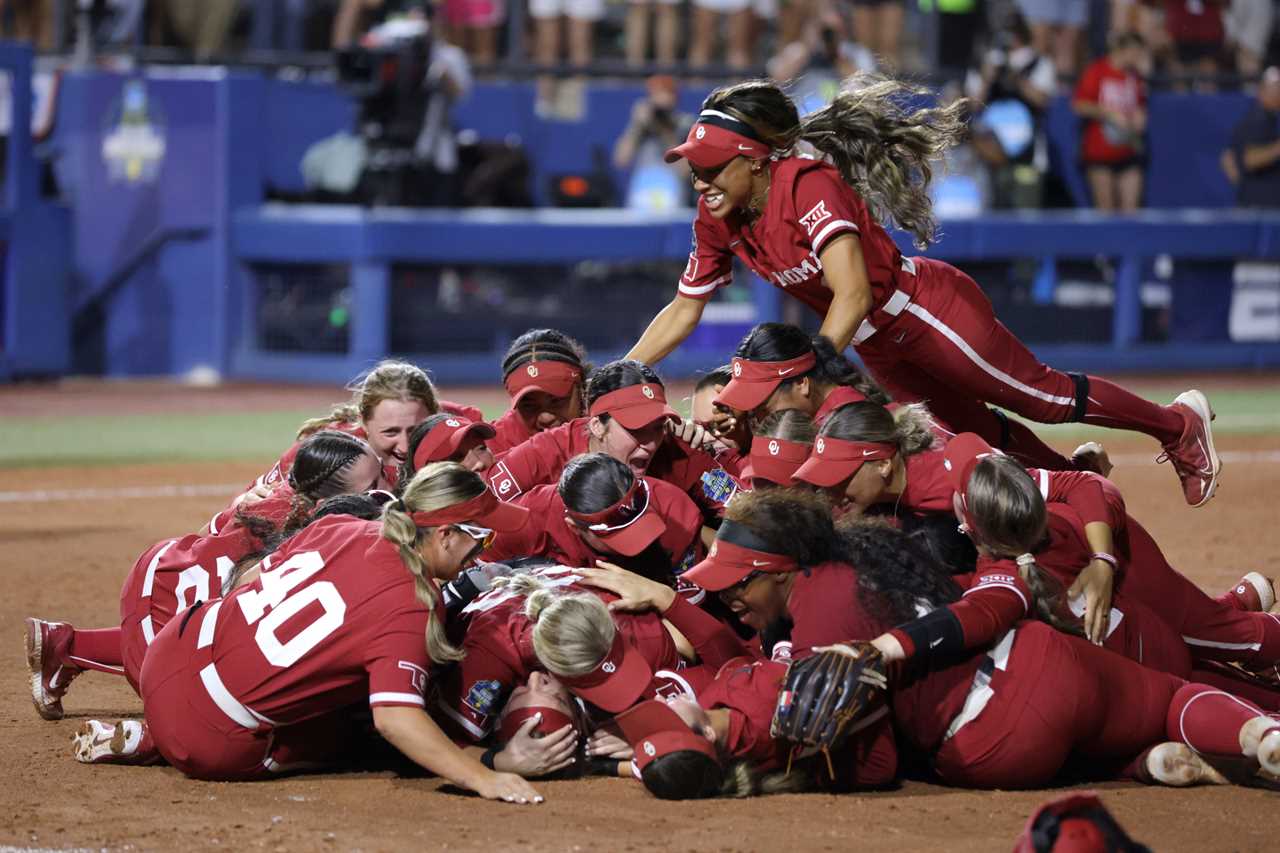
[643,741,657,756]
[733,361,742,377]
[695,126,706,140]
[445,419,460,428]
[768,440,779,456]
[602,661,617,674]
[709,542,718,557]
[527,364,539,378]
[641,385,655,399]
[816,437,826,454]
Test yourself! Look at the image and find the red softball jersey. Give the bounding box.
[677,157,914,318]
[436,565,682,740]
[485,479,705,593]
[486,409,535,457]
[118,527,258,688]
[191,515,439,726]
[484,417,741,523]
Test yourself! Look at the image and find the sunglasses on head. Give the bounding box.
[586,478,652,533]
[455,522,496,550]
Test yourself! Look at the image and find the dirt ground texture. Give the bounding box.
[2,380,1279,852]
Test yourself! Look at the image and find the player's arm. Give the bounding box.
[626,294,707,365]
[816,234,875,353]
[371,705,543,803]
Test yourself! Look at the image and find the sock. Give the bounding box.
[1080,376,1185,445]
[68,627,125,674]
[1168,683,1269,756]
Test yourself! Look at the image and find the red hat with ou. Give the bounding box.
[411,417,497,470]
[504,359,582,405]
[1012,791,1146,853]
[614,699,718,775]
[589,383,681,431]
[665,109,772,171]
[715,352,817,413]
[742,435,812,487]
[564,475,667,557]
[792,434,896,488]
[558,631,654,713]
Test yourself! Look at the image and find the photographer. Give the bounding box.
[767,8,876,114]
[612,75,691,174]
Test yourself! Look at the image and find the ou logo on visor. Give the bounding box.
[695,126,706,140]
[527,364,539,378]
[816,438,826,454]
[641,385,655,399]
[733,361,742,377]
[445,419,460,428]
[602,661,617,674]
[768,440,779,456]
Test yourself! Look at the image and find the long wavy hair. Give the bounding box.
[703,76,968,248]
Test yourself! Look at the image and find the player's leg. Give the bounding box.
[24,618,124,721]
[1166,684,1280,780]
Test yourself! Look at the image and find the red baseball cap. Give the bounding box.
[564,476,666,557]
[589,383,680,431]
[941,432,999,533]
[615,699,718,775]
[411,417,497,470]
[683,519,798,592]
[559,631,654,713]
[407,488,529,532]
[504,360,582,405]
[665,110,772,170]
[742,435,812,487]
[715,352,817,413]
[792,434,896,488]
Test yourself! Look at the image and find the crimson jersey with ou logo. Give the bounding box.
[676,157,910,318]
[184,514,436,727]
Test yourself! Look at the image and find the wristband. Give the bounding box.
[1090,552,1118,570]
[480,747,499,770]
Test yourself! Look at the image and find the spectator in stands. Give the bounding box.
[1017,0,1089,76]
[768,7,876,114]
[965,13,1057,208]
[689,0,753,70]
[613,75,693,210]
[531,0,600,115]
[624,0,680,67]
[851,0,903,69]
[1223,66,1280,207]
[1074,31,1149,211]
[1161,0,1226,90]
[0,0,54,51]
[439,0,503,66]
[933,0,985,83]
[1225,0,1274,80]
[161,0,241,61]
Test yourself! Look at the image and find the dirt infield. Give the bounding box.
[3,385,1280,851]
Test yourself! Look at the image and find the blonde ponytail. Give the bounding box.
[381,461,486,664]
[493,573,615,676]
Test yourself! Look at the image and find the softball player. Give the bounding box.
[399,414,498,488]
[631,78,1221,506]
[488,328,591,455]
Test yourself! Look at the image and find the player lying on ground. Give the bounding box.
[630,77,1221,506]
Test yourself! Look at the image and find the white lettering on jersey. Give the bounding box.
[769,250,824,288]
[799,200,832,236]
[398,660,430,694]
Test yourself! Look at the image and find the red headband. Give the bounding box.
[664,111,773,170]
[588,384,680,431]
[714,352,817,413]
[504,359,582,403]
[404,489,529,532]
[411,417,496,471]
[615,700,719,775]
[744,436,812,487]
[792,435,897,488]
[683,521,799,592]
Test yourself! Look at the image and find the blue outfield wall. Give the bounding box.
[6,64,1274,384]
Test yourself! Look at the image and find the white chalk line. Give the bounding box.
[0,483,244,503]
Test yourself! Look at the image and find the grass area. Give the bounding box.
[0,383,1276,468]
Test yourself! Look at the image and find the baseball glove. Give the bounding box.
[770,642,889,752]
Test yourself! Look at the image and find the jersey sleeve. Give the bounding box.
[677,211,734,301]
[792,167,864,256]
[483,492,550,562]
[1041,469,1126,530]
[662,595,752,670]
[887,560,1029,659]
[434,632,521,741]
[364,611,433,709]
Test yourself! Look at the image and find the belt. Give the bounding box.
[942,627,1016,742]
[852,257,917,345]
[193,600,277,731]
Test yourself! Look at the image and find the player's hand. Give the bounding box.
[496,714,579,778]
[231,482,274,509]
[586,726,633,759]
[474,771,544,805]
[574,562,676,613]
[667,417,720,452]
[1072,441,1113,478]
[1069,558,1114,645]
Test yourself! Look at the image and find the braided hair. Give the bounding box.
[501,328,591,385]
[585,359,665,425]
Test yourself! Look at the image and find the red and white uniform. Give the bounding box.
[486,409,536,457]
[436,566,685,740]
[484,418,740,523]
[677,157,1182,470]
[140,515,437,780]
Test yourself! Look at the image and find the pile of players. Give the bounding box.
[25,327,1280,804]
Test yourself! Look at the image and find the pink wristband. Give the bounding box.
[1091,552,1118,569]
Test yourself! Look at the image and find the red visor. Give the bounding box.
[615,700,719,775]
[559,631,653,713]
[1013,792,1120,853]
[743,436,812,488]
[684,521,798,592]
[407,489,529,532]
[505,360,582,404]
[714,352,817,413]
[564,477,666,557]
[664,111,772,170]
[497,704,579,744]
[941,432,998,532]
[411,417,497,470]
[589,384,680,431]
[793,435,897,488]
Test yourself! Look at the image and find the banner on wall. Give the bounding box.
[100,79,166,183]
